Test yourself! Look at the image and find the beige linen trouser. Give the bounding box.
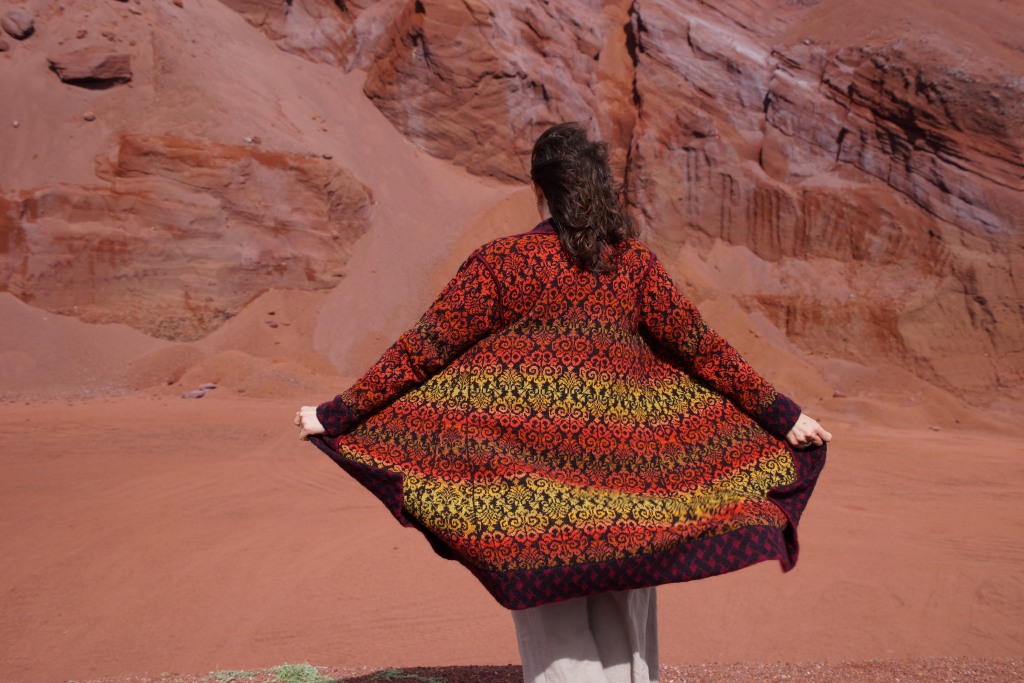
[511,587,659,683]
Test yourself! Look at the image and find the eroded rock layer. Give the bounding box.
[363,0,640,181]
[628,0,1023,400]
[2,135,371,339]
[356,0,1024,401]
[0,0,1020,405]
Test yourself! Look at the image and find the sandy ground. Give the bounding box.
[71,658,1024,683]
[1,394,1022,682]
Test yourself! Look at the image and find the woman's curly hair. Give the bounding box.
[530,122,636,273]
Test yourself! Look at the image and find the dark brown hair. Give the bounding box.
[530,122,636,273]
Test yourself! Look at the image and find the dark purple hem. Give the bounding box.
[307,435,827,610]
[756,392,803,440]
[316,399,358,437]
[484,522,787,610]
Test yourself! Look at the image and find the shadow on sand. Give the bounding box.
[335,665,522,683]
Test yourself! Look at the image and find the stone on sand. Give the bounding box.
[1,8,34,40]
[48,47,132,84]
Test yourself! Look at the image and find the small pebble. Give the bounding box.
[172,0,183,7]
[321,153,333,160]
[83,111,96,121]
[76,29,87,38]
[198,383,218,391]
[12,120,19,128]
[1,8,35,40]
[181,389,206,399]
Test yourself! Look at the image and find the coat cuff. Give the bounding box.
[316,397,358,437]
[755,392,802,440]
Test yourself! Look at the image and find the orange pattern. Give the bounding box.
[311,220,825,609]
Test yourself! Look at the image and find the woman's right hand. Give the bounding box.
[294,406,326,441]
[786,413,832,449]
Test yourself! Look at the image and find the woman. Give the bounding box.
[295,122,830,683]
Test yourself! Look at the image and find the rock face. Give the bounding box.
[1,0,1021,407]
[1,136,372,340]
[48,47,133,84]
[213,0,396,69]
[345,0,1024,403]
[1,8,34,40]
[626,0,1024,400]
[363,0,636,182]
[215,0,353,65]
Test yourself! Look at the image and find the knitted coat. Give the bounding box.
[310,220,826,610]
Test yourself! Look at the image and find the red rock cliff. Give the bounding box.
[1,0,1020,406]
[352,0,1024,403]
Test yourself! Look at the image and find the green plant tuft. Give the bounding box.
[273,662,337,683]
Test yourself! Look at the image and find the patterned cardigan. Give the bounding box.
[310,219,826,609]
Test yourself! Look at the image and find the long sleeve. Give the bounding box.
[317,250,504,436]
[637,254,801,439]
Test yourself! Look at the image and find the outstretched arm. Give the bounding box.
[309,251,503,437]
[638,254,802,440]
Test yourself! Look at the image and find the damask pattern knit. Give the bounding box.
[311,220,826,610]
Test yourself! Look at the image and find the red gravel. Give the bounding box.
[75,658,1023,683]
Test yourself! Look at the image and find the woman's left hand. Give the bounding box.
[786,412,832,449]
[294,406,326,441]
